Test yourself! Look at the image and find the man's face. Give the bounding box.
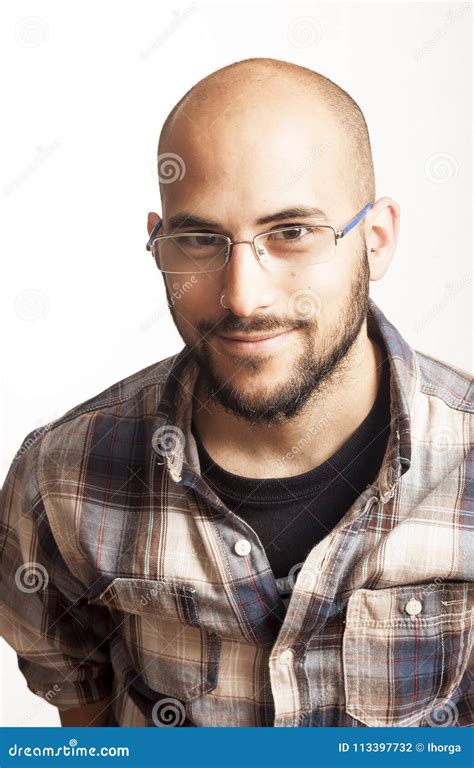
[158,100,371,425]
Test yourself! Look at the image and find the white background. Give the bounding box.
[1,0,472,727]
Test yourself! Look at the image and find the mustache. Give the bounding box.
[199,314,313,337]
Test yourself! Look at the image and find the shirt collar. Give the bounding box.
[152,298,413,499]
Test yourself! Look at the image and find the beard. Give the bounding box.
[166,248,370,427]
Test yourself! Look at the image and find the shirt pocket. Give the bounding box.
[88,577,221,703]
[342,582,473,727]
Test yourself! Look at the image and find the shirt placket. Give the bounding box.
[267,449,404,726]
[267,491,379,726]
[155,404,404,727]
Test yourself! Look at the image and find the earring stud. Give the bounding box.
[370,247,376,252]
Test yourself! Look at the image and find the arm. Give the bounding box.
[0,430,114,724]
[59,695,113,726]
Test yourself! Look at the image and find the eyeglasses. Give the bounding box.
[145,203,373,274]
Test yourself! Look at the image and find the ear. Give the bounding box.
[147,211,162,237]
[365,197,400,282]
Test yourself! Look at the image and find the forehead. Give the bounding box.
[158,102,349,221]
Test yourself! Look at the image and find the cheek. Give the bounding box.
[164,274,222,336]
[285,260,355,329]
[165,274,208,312]
[286,265,341,313]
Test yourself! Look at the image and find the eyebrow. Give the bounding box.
[166,206,329,232]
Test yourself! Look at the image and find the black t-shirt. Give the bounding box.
[192,348,391,606]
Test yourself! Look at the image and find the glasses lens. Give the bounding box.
[256,226,335,267]
[152,234,228,273]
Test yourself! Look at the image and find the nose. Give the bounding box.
[221,241,275,316]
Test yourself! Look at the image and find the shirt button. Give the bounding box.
[234,539,251,556]
[405,598,423,616]
[279,649,295,665]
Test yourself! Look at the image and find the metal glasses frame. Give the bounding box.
[145,202,373,271]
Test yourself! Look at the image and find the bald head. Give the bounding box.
[157,58,375,213]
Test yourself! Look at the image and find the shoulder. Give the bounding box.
[6,351,181,472]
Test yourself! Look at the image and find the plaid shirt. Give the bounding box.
[1,298,473,727]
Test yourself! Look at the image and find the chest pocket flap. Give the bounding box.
[343,581,473,726]
[89,577,221,703]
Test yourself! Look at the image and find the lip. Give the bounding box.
[216,328,296,352]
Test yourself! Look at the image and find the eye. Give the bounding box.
[186,234,221,247]
[268,226,310,242]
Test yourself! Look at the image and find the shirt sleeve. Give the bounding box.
[0,428,114,710]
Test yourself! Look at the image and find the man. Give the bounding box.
[1,58,472,728]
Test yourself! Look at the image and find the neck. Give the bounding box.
[192,324,385,479]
